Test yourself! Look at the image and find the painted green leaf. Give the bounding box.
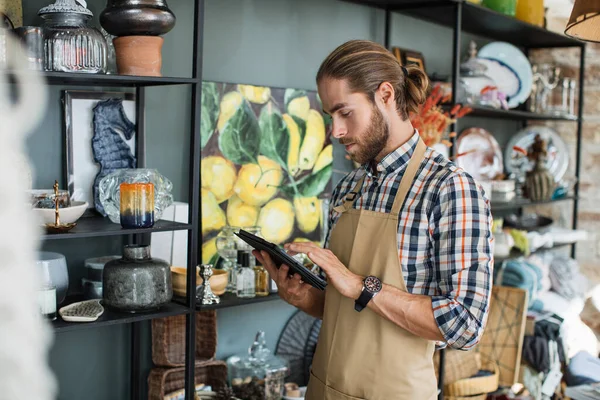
[291,115,306,143]
[258,102,289,168]
[284,88,307,108]
[218,100,260,165]
[281,164,332,198]
[200,82,220,149]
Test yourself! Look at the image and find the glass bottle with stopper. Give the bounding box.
[236,251,255,299]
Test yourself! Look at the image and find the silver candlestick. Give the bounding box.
[196,264,220,305]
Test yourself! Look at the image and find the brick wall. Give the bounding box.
[528,24,600,281]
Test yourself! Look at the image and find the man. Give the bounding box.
[253,40,493,400]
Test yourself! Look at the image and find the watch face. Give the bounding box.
[364,276,382,293]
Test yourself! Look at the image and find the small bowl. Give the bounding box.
[170,266,228,297]
[33,201,88,225]
[283,386,307,400]
[504,214,553,232]
[27,189,70,208]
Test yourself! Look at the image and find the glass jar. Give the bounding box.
[459,41,499,108]
[38,0,107,73]
[227,331,289,400]
[254,260,269,297]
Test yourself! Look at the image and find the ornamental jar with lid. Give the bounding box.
[227,331,289,400]
[458,41,499,108]
[38,0,107,73]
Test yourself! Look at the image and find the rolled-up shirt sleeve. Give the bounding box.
[429,172,493,350]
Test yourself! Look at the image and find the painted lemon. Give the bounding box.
[217,91,244,131]
[257,198,295,244]
[226,194,260,227]
[237,84,271,104]
[288,96,310,121]
[201,156,237,204]
[294,196,321,234]
[201,189,226,235]
[282,113,301,176]
[234,156,283,207]
[299,109,326,171]
[202,237,218,264]
[293,237,321,246]
[313,144,333,173]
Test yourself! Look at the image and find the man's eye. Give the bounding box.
[341,111,352,117]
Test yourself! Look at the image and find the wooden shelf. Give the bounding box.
[42,216,192,240]
[52,299,191,333]
[341,0,582,48]
[491,196,577,211]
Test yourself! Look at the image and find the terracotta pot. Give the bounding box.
[100,0,176,37]
[113,36,163,76]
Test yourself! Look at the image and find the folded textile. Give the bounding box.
[523,336,551,374]
[549,255,588,300]
[501,259,544,307]
[566,351,600,387]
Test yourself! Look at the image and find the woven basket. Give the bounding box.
[444,360,499,397]
[152,311,217,367]
[434,349,482,385]
[445,394,488,400]
[148,360,227,400]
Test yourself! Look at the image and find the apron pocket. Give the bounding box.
[308,370,366,400]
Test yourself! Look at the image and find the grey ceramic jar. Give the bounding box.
[103,244,172,313]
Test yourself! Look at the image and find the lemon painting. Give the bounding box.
[200,81,333,264]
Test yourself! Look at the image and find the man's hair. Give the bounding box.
[316,40,429,120]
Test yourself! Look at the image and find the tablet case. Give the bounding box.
[234,229,327,291]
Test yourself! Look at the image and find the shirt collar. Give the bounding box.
[363,130,421,177]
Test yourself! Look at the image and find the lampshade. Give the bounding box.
[565,0,600,42]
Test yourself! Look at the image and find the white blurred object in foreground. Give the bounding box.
[0,31,57,398]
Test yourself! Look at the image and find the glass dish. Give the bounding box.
[98,168,173,224]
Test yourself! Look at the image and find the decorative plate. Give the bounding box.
[478,41,533,108]
[477,58,520,99]
[456,127,504,181]
[504,126,569,183]
[59,299,104,322]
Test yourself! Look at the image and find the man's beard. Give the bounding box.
[342,105,389,165]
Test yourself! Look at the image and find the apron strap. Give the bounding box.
[333,174,366,213]
[391,138,427,216]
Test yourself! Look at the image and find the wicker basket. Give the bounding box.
[444,360,499,397]
[434,349,482,385]
[152,311,217,367]
[148,360,227,400]
[445,394,488,400]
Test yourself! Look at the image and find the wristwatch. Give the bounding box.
[354,275,382,312]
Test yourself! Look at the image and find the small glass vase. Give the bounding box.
[119,182,154,229]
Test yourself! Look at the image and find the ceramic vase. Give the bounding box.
[99,0,175,76]
[525,161,555,202]
[103,245,172,312]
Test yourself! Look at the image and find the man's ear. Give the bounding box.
[376,81,396,109]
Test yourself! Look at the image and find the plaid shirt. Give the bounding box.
[325,131,493,350]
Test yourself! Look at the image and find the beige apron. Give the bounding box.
[306,138,437,400]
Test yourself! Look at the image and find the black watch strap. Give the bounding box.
[354,289,374,312]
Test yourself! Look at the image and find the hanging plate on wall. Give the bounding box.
[456,127,504,182]
[275,310,322,387]
[505,126,569,183]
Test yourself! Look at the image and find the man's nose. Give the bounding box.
[331,121,347,139]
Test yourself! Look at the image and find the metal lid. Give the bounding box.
[38,0,93,17]
[460,40,488,76]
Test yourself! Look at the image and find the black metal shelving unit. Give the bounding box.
[34,1,586,399]
[341,1,585,399]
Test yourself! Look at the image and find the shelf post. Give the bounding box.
[573,44,585,258]
[185,0,205,399]
[449,1,462,159]
[384,7,391,49]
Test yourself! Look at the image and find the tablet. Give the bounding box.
[234,229,327,291]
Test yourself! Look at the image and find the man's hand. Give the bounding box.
[284,242,363,300]
[253,250,323,317]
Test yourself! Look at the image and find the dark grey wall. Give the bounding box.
[22,0,519,399]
